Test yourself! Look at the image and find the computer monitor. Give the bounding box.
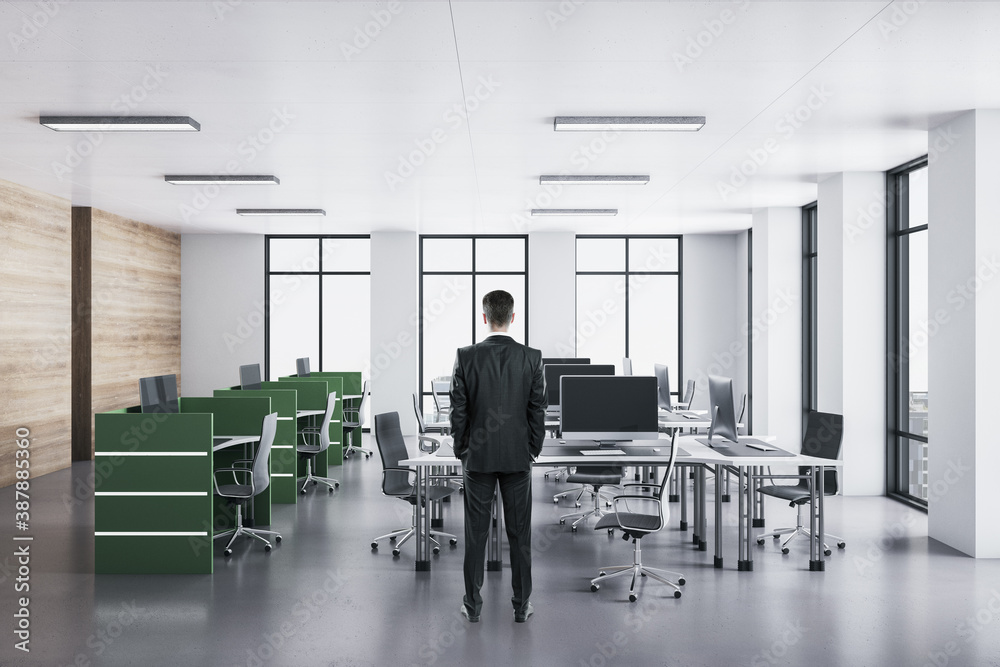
[296,357,310,377]
[654,364,672,411]
[139,374,179,414]
[544,364,615,410]
[622,357,633,376]
[560,375,660,444]
[707,374,739,444]
[239,363,262,391]
[541,357,590,366]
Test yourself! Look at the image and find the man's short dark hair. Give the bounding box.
[483,290,514,327]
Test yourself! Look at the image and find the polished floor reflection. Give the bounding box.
[6,433,1000,667]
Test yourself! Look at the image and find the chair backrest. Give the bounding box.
[653,431,681,529]
[798,411,844,495]
[431,378,451,412]
[314,392,338,453]
[682,380,696,406]
[654,364,672,411]
[356,380,370,428]
[412,393,428,434]
[622,357,633,376]
[252,413,278,493]
[373,411,412,495]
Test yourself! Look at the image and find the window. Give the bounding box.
[265,236,371,420]
[887,158,929,507]
[802,202,818,424]
[419,236,528,408]
[575,236,682,392]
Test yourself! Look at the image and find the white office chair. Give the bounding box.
[343,381,371,459]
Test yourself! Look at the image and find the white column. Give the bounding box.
[927,109,1000,557]
[527,232,576,356]
[817,172,886,496]
[370,232,418,434]
[749,208,801,445]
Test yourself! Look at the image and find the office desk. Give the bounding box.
[401,437,839,574]
[212,435,260,452]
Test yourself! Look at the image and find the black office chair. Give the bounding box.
[370,411,458,556]
[591,431,685,601]
[755,411,847,556]
[343,380,371,459]
[213,413,282,556]
[297,392,340,494]
[558,465,623,532]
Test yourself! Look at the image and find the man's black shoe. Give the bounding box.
[514,602,534,623]
[461,604,480,623]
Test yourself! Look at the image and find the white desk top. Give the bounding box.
[297,409,325,417]
[212,435,261,452]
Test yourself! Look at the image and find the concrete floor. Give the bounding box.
[4,433,1000,667]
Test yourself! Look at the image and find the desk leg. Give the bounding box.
[679,464,688,531]
[738,466,753,571]
[752,466,766,528]
[697,466,707,551]
[669,465,679,503]
[415,466,430,572]
[691,465,700,545]
[809,466,825,571]
[431,465,444,529]
[714,464,723,568]
[487,482,502,572]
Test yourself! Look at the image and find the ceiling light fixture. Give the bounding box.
[165,175,279,185]
[539,175,649,185]
[236,209,326,216]
[40,116,201,132]
[553,116,705,131]
[530,209,618,216]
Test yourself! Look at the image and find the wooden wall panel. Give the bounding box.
[0,180,73,487]
[90,209,181,453]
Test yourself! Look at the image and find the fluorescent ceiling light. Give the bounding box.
[236,209,326,216]
[165,175,279,185]
[530,209,618,216]
[553,116,705,131]
[539,175,649,185]
[40,116,201,132]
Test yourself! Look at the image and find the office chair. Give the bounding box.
[678,380,696,409]
[431,377,451,415]
[343,380,371,459]
[558,465,623,532]
[591,431,684,601]
[755,411,847,556]
[297,392,340,494]
[370,411,458,556]
[413,393,448,440]
[213,412,282,556]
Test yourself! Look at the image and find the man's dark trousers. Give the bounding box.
[463,469,532,617]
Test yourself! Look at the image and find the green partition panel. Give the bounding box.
[214,388,298,504]
[181,396,273,528]
[94,410,214,574]
[273,378,342,473]
[283,373,358,467]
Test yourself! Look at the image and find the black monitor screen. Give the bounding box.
[541,357,590,366]
[296,357,310,377]
[240,364,262,391]
[560,376,659,441]
[544,364,614,408]
[139,375,179,414]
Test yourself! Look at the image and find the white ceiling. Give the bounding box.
[2,1,999,235]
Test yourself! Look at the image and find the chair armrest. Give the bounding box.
[611,495,662,530]
[213,467,254,496]
[418,436,440,453]
[380,467,417,496]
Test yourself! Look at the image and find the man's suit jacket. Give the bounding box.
[449,335,546,473]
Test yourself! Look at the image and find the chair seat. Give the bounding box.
[758,483,810,504]
[297,445,322,455]
[566,473,621,486]
[216,484,253,499]
[388,484,457,504]
[594,511,660,534]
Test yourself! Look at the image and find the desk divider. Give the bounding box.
[214,388,298,504]
[274,377,342,474]
[282,373,354,469]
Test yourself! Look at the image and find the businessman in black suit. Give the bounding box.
[450,290,546,623]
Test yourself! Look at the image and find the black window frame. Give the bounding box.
[802,202,818,429]
[886,156,929,510]
[574,234,684,399]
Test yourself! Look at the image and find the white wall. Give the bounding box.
[927,109,1000,558]
[181,234,265,397]
[369,232,418,435]
[682,234,742,413]
[527,232,576,356]
[750,208,802,446]
[817,172,886,496]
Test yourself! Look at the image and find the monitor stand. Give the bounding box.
[596,440,628,449]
